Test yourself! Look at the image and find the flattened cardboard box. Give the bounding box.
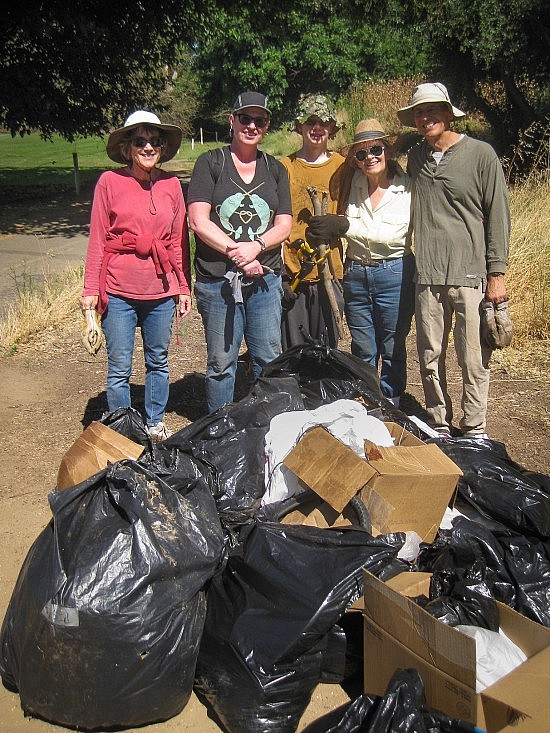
[57,421,144,490]
[362,570,550,732]
[282,422,462,542]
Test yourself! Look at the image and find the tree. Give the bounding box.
[414,0,550,156]
[1,2,202,140]
[190,1,429,123]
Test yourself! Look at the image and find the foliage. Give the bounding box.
[413,0,550,156]
[2,2,202,140]
[190,1,429,124]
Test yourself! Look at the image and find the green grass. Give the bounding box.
[0,132,224,192]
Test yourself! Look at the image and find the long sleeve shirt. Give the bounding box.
[407,136,510,286]
[344,165,412,262]
[82,168,191,304]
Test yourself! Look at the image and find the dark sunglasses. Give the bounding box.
[132,136,164,148]
[355,145,385,161]
[236,113,269,128]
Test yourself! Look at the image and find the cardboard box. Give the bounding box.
[57,421,144,490]
[282,422,462,542]
[363,570,550,732]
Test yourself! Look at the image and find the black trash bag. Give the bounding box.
[498,533,550,626]
[100,404,151,447]
[417,515,515,606]
[261,342,424,437]
[416,561,499,631]
[417,515,550,626]
[262,342,381,406]
[0,460,225,730]
[433,437,550,540]
[320,610,365,685]
[325,668,479,733]
[194,521,405,733]
[149,376,304,530]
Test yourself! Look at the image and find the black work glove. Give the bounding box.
[282,280,298,305]
[480,300,514,349]
[306,214,350,242]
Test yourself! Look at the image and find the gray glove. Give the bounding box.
[480,300,514,349]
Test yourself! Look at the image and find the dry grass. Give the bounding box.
[506,169,550,344]
[0,268,83,355]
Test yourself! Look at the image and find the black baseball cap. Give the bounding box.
[232,92,271,115]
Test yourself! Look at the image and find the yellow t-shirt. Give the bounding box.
[280,152,345,281]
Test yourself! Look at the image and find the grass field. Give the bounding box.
[0,132,222,192]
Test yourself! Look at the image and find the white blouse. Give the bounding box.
[344,164,412,262]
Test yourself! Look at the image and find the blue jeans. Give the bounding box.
[195,273,283,413]
[101,294,175,425]
[343,256,415,398]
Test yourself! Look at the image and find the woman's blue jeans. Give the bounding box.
[101,294,175,425]
[195,273,283,413]
[343,255,415,398]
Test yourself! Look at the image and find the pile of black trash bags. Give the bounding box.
[1,343,549,732]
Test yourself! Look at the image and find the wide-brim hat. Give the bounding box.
[232,92,271,116]
[340,118,394,157]
[397,82,466,128]
[106,110,182,164]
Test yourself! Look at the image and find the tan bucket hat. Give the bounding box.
[340,119,394,157]
[397,82,466,128]
[106,110,182,164]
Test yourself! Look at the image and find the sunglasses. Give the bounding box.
[132,137,164,148]
[355,145,385,161]
[236,113,269,128]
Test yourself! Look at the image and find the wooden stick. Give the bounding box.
[307,186,345,340]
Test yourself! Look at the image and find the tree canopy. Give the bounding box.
[2,0,549,158]
[2,2,201,139]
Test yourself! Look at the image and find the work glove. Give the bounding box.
[282,279,298,305]
[306,214,350,243]
[480,300,514,349]
[81,308,104,355]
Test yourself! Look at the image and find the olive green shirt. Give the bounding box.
[407,135,510,287]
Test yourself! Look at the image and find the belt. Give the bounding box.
[347,258,383,268]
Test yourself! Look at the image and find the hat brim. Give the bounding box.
[106,122,182,164]
[292,117,341,135]
[397,102,466,128]
[232,104,271,116]
[340,132,394,158]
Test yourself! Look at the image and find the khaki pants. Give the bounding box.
[415,284,492,434]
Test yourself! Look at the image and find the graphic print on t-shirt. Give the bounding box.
[216,179,273,241]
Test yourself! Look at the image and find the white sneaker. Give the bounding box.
[462,431,489,440]
[147,421,170,443]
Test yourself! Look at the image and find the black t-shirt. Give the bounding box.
[187,146,292,279]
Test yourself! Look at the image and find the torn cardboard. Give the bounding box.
[57,421,144,490]
[362,570,550,732]
[283,422,462,542]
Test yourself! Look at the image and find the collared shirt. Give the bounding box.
[344,164,412,262]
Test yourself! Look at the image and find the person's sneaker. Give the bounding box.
[147,421,170,443]
[434,427,452,439]
[461,431,489,439]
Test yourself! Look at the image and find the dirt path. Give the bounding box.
[0,187,548,732]
[0,310,548,733]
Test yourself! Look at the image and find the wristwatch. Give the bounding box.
[255,236,267,252]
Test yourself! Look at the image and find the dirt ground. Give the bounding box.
[0,188,548,733]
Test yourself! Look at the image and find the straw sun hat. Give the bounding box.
[106,110,182,164]
[340,119,394,157]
